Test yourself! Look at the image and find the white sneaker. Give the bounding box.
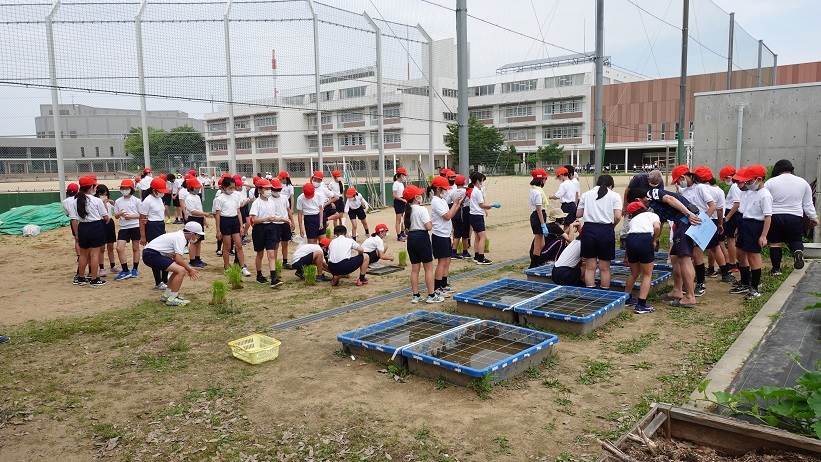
[411,295,421,304]
[154,282,168,291]
[160,292,171,302]
[99,268,108,277]
[436,288,451,298]
[426,294,445,304]
[166,296,190,307]
[241,266,252,277]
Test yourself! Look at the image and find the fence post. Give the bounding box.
[726,12,734,90]
[306,0,323,173]
[772,53,778,86]
[46,0,65,200]
[135,0,150,171]
[417,24,434,176]
[756,39,763,87]
[363,12,385,207]
[223,0,237,174]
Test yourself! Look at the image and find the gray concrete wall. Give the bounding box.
[694,83,821,180]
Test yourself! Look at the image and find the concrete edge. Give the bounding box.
[686,264,808,410]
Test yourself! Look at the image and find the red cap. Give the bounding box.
[187,178,202,189]
[439,168,449,176]
[671,165,690,182]
[119,179,135,189]
[252,176,264,187]
[719,165,736,180]
[396,167,408,176]
[187,169,197,177]
[331,170,342,178]
[531,168,548,179]
[693,166,713,182]
[625,200,647,215]
[402,184,424,202]
[302,182,315,198]
[233,174,243,186]
[431,176,449,189]
[270,178,283,189]
[455,175,466,186]
[78,176,96,188]
[345,187,357,198]
[311,170,324,180]
[744,164,767,181]
[555,167,569,177]
[158,174,167,181]
[256,179,272,189]
[375,223,389,233]
[277,170,289,179]
[142,167,152,174]
[732,167,750,182]
[150,176,168,193]
[447,169,457,178]
[66,182,79,193]
[319,237,331,248]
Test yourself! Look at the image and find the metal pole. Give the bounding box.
[756,39,763,87]
[726,12,734,90]
[456,0,469,176]
[364,12,385,206]
[593,0,604,175]
[307,0,323,173]
[223,0,237,174]
[772,53,778,86]
[815,153,820,242]
[135,0,150,170]
[417,24,435,176]
[734,105,744,170]
[46,0,65,200]
[677,0,689,165]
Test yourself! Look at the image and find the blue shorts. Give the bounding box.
[322,204,336,228]
[117,227,141,243]
[707,219,721,249]
[470,214,486,233]
[240,204,251,223]
[670,222,694,257]
[292,252,316,270]
[335,198,345,214]
[219,215,241,236]
[724,211,741,238]
[275,223,292,242]
[560,202,577,226]
[452,207,470,239]
[77,220,106,249]
[738,218,764,253]
[580,222,615,261]
[407,230,433,264]
[625,233,654,264]
[145,220,165,243]
[104,219,116,244]
[329,254,364,276]
[432,234,452,259]
[530,209,546,235]
[304,214,322,239]
[393,198,406,215]
[348,207,366,220]
[767,213,803,246]
[142,248,173,271]
[551,265,582,286]
[252,223,278,252]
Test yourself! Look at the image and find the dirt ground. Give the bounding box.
[0,174,791,461]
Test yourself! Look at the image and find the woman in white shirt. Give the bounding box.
[182,178,208,269]
[74,175,110,288]
[213,176,250,276]
[344,187,370,240]
[468,172,500,265]
[392,167,408,241]
[622,201,661,314]
[430,176,463,297]
[139,176,171,290]
[403,185,443,304]
[529,168,550,268]
[550,167,578,229]
[576,174,622,290]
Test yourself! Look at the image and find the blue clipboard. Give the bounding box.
[685,212,717,250]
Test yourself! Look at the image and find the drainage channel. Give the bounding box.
[269,256,528,331]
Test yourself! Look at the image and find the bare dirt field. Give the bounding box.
[0,174,791,461]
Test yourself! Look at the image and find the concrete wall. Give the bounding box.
[694,82,821,180]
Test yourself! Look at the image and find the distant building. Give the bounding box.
[35,104,203,139]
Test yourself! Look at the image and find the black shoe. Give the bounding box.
[706,269,718,278]
[770,268,783,277]
[694,283,705,297]
[730,284,749,294]
[89,278,107,288]
[270,279,284,288]
[284,262,293,270]
[295,270,304,280]
[256,274,268,284]
[720,273,737,283]
[317,274,332,282]
[478,258,493,265]
[73,275,87,286]
[794,250,804,269]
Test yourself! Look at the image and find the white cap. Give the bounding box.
[183,221,205,235]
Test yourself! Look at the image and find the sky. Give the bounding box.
[0,0,819,137]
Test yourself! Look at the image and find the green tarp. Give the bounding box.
[0,202,70,235]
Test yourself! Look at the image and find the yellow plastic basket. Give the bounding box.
[227,333,281,365]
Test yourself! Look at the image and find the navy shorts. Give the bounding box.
[706,219,720,249]
[186,216,205,242]
[432,234,452,259]
[219,215,241,236]
[322,204,337,227]
[77,220,106,249]
[724,211,741,238]
[240,204,251,223]
[335,198,345,214]
[551,265,582,286]
[452,207,470,239]
[625,233,654,264]
[366,250,379,264]
[560,202,577,226]
[292,252,315,270]
[142,248,173,271]
[117,227,141,243]
[767,214,804,246]
[670,222,694,257]
[304,214,322,239]
[470,214,486,233]
[393,198,406,215]
[162,193,172,206]
[580,222,615,261]
[530,209,547,235]
[738,218,764,253]
[407,230,433,264]
[145,220,165,243]
[104,219,116,244]
[172,197,181,207]
[275,223,292,242]
[252,223,278,252]
[329,254,364,276]
[348,207,366,220]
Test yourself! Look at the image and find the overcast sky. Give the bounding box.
[0,0,818,137]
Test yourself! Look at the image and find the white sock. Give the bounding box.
[170,291,178,298]
[164,289,172,297]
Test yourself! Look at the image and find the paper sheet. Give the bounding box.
[684,211,717,251]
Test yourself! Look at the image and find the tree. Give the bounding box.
[124,126,205,170]
[444,116,506,170]
[526,142,565,168]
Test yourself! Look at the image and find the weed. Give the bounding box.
[614,332,658,355]
[159,402,191,417]
[525,366,541,379]
[210,280,227,305]
[554,397,575,415]
[434,376,448,390]
[168,338,190,353]
[543,418,557,434]
[212,302,241,317]
[304,264,317,285]
[469,374,494,399]
[542,379,571,393]
[204,385,237,400]
[415,425,431,441]
[555,452,574,462]
[484,239,491,253]
[91,423,123,440]
[386,363,409,378]
[578,359,613,385]
[398,250,408,267]
[225,264,243,290]
[333,348,348,358]
[541,353,559,370]
[275,259,283,274]
[631,361,655,370]
[492,435,511,455]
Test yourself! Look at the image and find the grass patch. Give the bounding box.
[434,376,448,390]
[168,338,190,353]
[578,358,614,385]
[525,366,542,379]
[614,332,658,355]
[492,435,511,455]
[469,374,494,399]
[631,361,655,370]
[91,423,124,440]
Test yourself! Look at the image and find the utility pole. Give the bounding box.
[726,13,734,90]
[593,0,604,175]
[677,0,689,165]
[456,0,469,176]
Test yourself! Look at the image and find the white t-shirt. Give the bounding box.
[233,190,248,207]
[178,187,190,204]
[172,178,183,195]
[708,185,726,219]
[328,180,341,196]
[392,181,405,199]
[76,194,109,222]
[114,195,141,229]
[554,240,581,268]
[625,211,660,235]
[328,235,361,263]
[314,183,331,207]
[469,187,486,216]
[281,184,294,201]
[345,194,368,212]
[725,183,742,209]
[765,173,817,218]
[213,192,242,217]
[529,186,547,212]
[409,204,431,231]
[451,187,466,205]
[62,196,77,220]
[682,183,714,213]
[137,175,153,191]
[555,180,576,203]
[145,230,188,257]
[139,194,165,221]
[184,192,203,217]
[293,243,321,261]
[250,196,289,223]
[571,178,581,201]
[742,187,773,220]
[430,196,452,238]
[445,184,457,204]
[296,194,321,215]
[579,188,622,224]
[361,235,385,254]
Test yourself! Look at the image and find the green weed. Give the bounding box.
[434,376,448,390]
[398,250,408,267]
[303,264,317,285]
[470,374,494,399]
[168,338,190,353]
[631,361,655,370]
[210,280,227,305]
[91,423,123,440]
[224,264,243,290]
[492,435,511,455]
[614,332,658,355]
[578,359,613,385]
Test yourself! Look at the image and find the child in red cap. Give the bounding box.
[622,200,661,314]
[139,176,171,289]
[114,179,142,280]
[343,186,370,240]
[403,184,443,304]
[297,182,323,244]
[392,167,409,241]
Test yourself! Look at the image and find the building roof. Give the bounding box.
[496,53,610,74]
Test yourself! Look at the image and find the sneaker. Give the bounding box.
[451,249,462,259]
[241,266,252,277]
[114,270,132,281]
[634,304,656,314]
[317,274,332,282]
[745,289,762,300]
[216,250,223,257]
[89,278,107,288]
[73,275,87,286]
[130,268,139,278]
[256,274,268,284]
[706,269,718,278]
[770,268,783,277]
[694,284,705,297]
[730,265,739,273]
[625,296,637,306]
[425,293,445,304]
[270,279,284,288]
[98,268,108,277]
[0,335,9,344]
[435,288,451,298]
[295,270,304,280]
[284,262,293,270]
[154,282,168,291]
[166,296,190,307]
[461,250,471,259]
[397,235,407,242]
[411,294,422,304]
[720,273,737,283]
[160,292,170,302]
[190,260,206,269]
[477,258,493,265]
[794,250,805,269]
[730,284,749,294]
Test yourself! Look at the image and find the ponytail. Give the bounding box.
[595,174,614,200]
[76,186,91,219]
[403,200,413,230]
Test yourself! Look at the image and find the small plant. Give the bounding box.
[631,361,655,370]
[456,240,463,253]
[578,358,613,385]
[325,227,333,239]
[275,259,283,275]
[469,374,494,399]
[397,250,408,267]
[614,332,659,355]
[386,363,409,378]
[492,435,511,455]
[484,238,490,253]
[224,264,243,290]
[303,264,317,285]
[168,338,190,353]
[415,425,431,441]
[210,280,227,305]
[525,366,541,379]
[805,292,821,311]
[434,376,448,390]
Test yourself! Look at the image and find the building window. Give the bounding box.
[286,161,306,173]
[689,121,694,139]
[69,131,77,138]
[339,86,366,99]
[371,159,394,171]
[371,105,401,123]
[469,84,495,96]
[338,111,364,124]
[543,125,581,141]
[283,95,305,106]
[371,131,401,146]
[470,108,493,120]
[442,88,458,98]
[505,128,533,141]
[307,135,333,149]
[234,118,250,130]
[660,123,667,141]
[59,109,69,115]
[235,139,252,150]
[443,112,457,121]
[109,146,114,157]
[348,160,366,171]
[209,140,228,151]
[340,133,365,147]
[208,120,227,133]
[543,99,582,116]
[254,114,277,128]
[95,147,100,157]
[400,86,429,96]
[80,147,85,157]
[545,73,585,88]
[255,136,277,149]
[504,105,533,118]
[647,124,653,141]
[501,79,537,93]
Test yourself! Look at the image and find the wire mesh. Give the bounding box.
[524,263,672,289]
[453,278,558,308]
[514,285,627,320]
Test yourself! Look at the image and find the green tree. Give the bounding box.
[526,142,565,168]
[124,126,205,170]
[445,116,506,170]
